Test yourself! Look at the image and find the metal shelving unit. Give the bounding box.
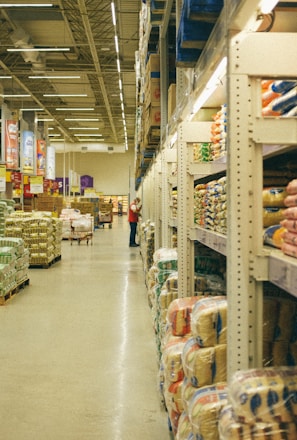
[139,0,297,379]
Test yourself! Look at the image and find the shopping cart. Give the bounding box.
[70,216,93,245]
[98,202,113,228]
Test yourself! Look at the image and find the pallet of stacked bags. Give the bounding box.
[0,237,29,305]
[172,296,228,439]
[219,366,297,439]
[5,212,62,268]
[161,295,228,438]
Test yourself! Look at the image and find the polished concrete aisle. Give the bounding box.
[0,216,170,440]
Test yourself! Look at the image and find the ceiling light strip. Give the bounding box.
[29,75,81,79]
[7,47,70,52]
[0,3,53,6]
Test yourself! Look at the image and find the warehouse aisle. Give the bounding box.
[0,216,170,440]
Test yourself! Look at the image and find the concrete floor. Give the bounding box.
[0,216,170,440]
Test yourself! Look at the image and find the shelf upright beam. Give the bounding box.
[226,34,260,379]
[155,153,162,250]
[177,121,212,297]
[177,122,190,297]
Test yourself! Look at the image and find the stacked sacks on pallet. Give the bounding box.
[0,237,30,300]
[0,200,15,237]
[219,367,297,439]
[0,237,29,285]
[171,296,228,440]
[5,212,62,266]
[148,248,178,359]
[161,297,201,435]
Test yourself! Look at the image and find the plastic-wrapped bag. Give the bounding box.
[182,337,227,387]
[228,367,297,424]
[167,297,202,336]
[188,383,228,439]
[191,296,227,346]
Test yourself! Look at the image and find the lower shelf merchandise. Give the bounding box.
[0,237,30,304]
[145,242,297,438]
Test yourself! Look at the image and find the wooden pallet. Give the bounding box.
[0,278,30,305]
[29,254,62,269]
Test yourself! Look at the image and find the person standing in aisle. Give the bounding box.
[128,197,141,247]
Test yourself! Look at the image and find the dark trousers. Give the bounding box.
[129,222,137,245]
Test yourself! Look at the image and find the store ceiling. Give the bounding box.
[0,0,141,153]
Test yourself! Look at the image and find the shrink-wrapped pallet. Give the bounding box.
[181,377,198,414]
[176,411,193,440]
[164,379,184,414]
[182,337,227,387]
[219,404,297,440]
[191,296,227,346]
[162,337,189,383]
[229,367,297,424]
[188,383,228,439]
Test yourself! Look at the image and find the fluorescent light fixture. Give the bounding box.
[48,134,61,137]
[29,75,81,79]
[74,134,102,137]
[65,118,99,121]
[0,75,12,78]
[0,3,53,6]
[69,127,99,130]
[121,103,124,111]
[48,127,54,130]
[56,107,94,111]
[50,138,65,142]
[259,0,278,14]
[114,36,119,53]
[2,94,31,97]
[37,118,54,121]
[77,138,105,142]
[43,93,87,97]
[191,56,227,117]
[21,108,43,111]
[120,92,123,101]
[119,79,122,90]
[111,2,116,26]
[117,59,121,73]
[7,47,70,52]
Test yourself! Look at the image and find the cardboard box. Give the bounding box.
[145,78,160,108]
[168,83,176,120]
[145,104,161,127]
[145,54,160,78]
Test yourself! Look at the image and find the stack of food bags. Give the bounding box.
[162,297,201,435]
[173,296,228,440]
[281,179,297,258]
[262,80,297,117]
[219,367,297,439]
[263,296,297,367]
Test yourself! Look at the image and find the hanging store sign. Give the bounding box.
[5,120,19,170]
[37,139,46,176]
[46,145,55,180]
[22,130,34,174]
[30,176,43,194]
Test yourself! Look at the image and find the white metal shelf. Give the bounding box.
[189,159,227,179]
[189,226,227,256]
[269,251,297,298]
